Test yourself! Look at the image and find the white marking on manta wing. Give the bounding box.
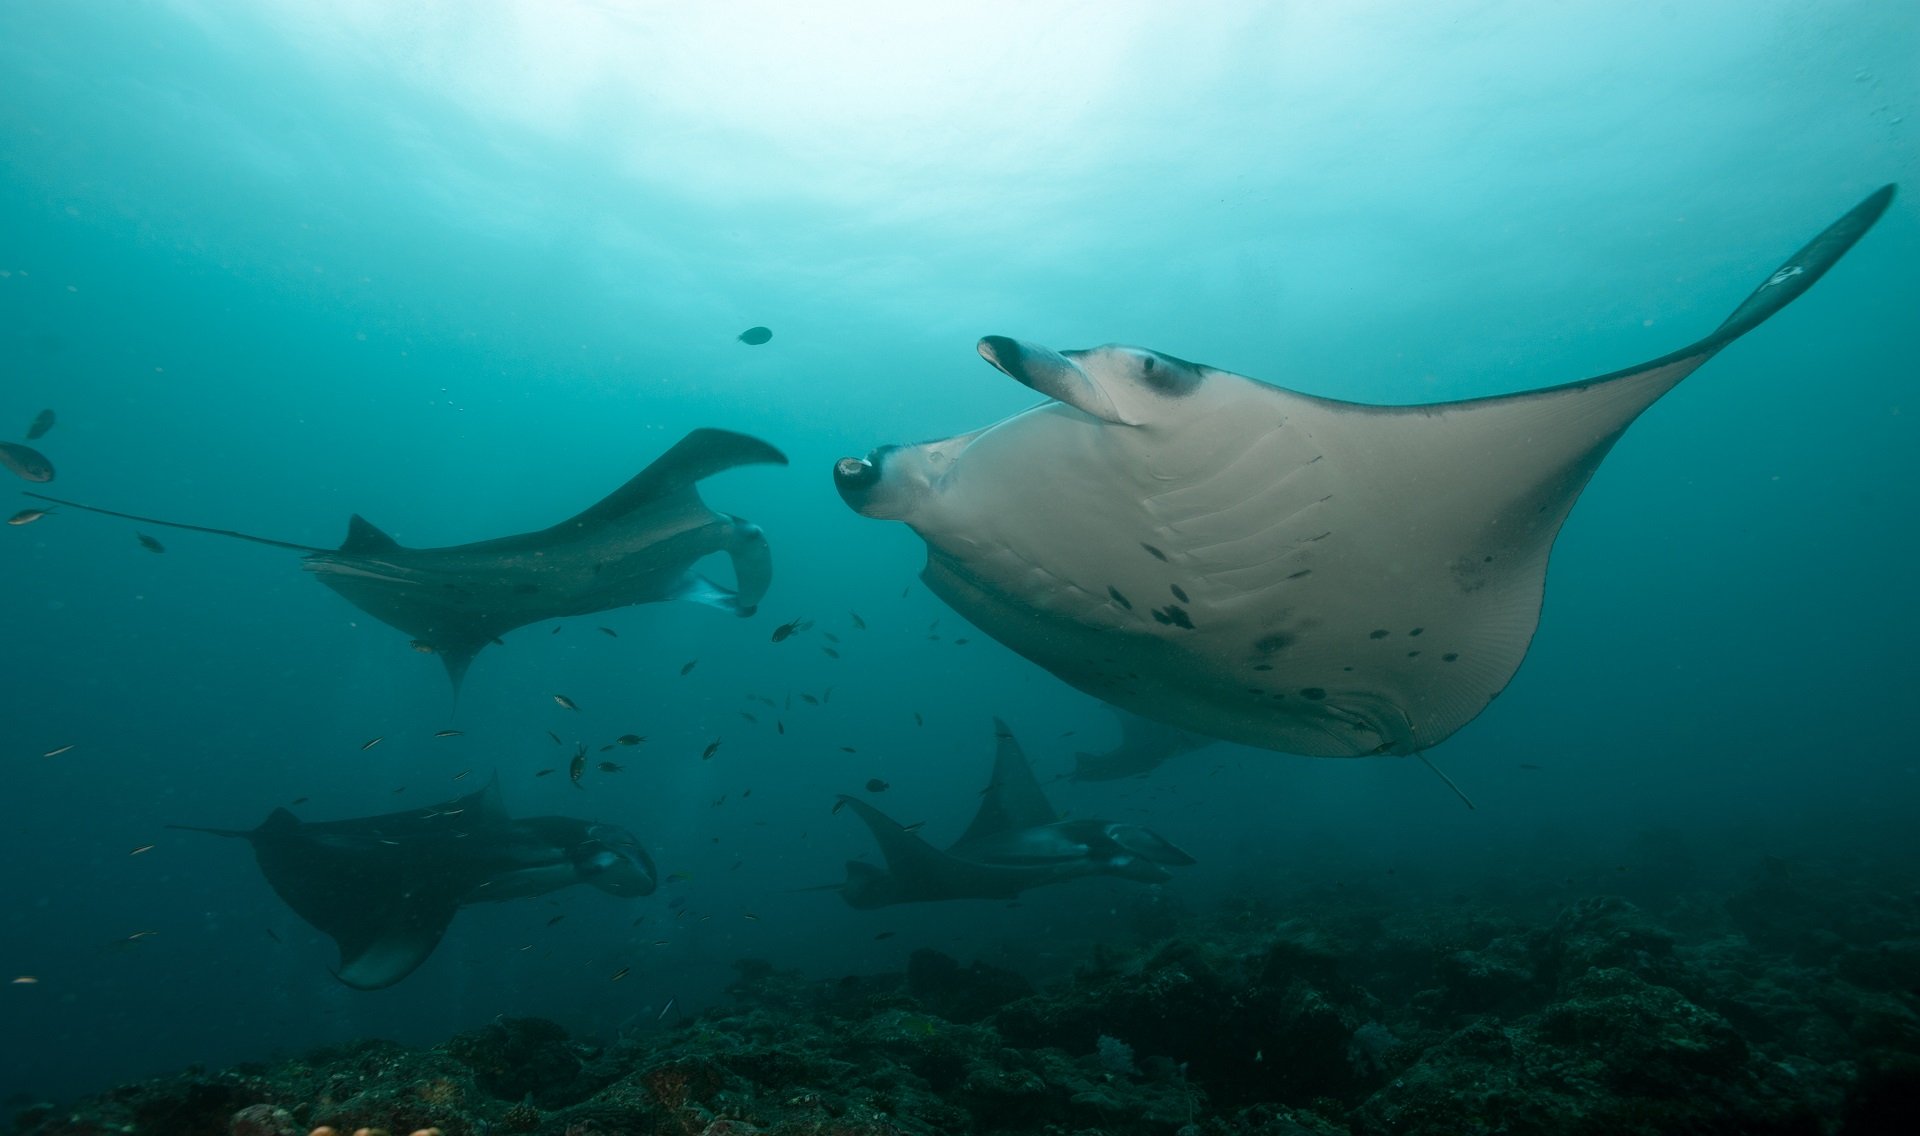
[308,560,416,586]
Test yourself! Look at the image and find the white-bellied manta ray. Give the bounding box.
[834,186,1895,758]
[28,428,786,694]
[172,776,657,989]
[828,718,1195,907]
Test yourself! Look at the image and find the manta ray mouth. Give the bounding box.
[833,454,883,512]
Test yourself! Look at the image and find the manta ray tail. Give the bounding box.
[22,493,329,553]
[1414,752,1477,811]
[166,823,255,839]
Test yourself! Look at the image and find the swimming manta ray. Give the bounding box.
[834,186,1894,758]
[30,428,786,693]
[1071,709,1212,781]
[829,718,1195,907]
[172,777,657,989]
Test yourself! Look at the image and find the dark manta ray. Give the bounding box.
[829,718,1194,908]
[834,186,1895,758]
[30,428,786,692]
[173,777,656,989]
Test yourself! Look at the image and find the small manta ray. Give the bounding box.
[834,186,1894,757]
[825,718,1194,908]
[1072,708,1212,781]
[171,776,657,989]
[30,428,786,695]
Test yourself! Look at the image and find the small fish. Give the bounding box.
[954,638,969,646]
[832,798,850,814]
[551,625,563,635]
[776,721,785,735]
[822,631,840,644]
[874,931,895,941]
[12,976,39,985]
[492,637,506,646]
[742,912,759,922]
[129,844,155,856]
[913,712,923,727]
[771,617,811,642]
[136,533,165,554]
[433,729,463,738]
[839,746,857,753]
[25,409,55,440]
[749,694,777,708]
[409,640,436,654]
[680,659,698,676]
[600,744,615,752]
[849,611,866,630]
[737,325,772,345]
[610,966,630,982]
[667,871,694,883]
[289,797,309,806]
[553,694,580,711]
[901,822,927,835]
[0,441,54,482]
[823,647,840,659]
[617,734,645,746]
[7,507,50,525]
[599,626,618,638]
[657,997,677,1019]
[866,778,889,793]
[547,730,563,745]
[360,737,383,751]
[799,693,819,706]
[738,711,758,724]
[598,761,623,773]
[265,928,282,943]
[534,768,555,777]
[122,930,158,941]
[702,739,721,760]
[569,745,587,785]
[546,914,567,927]
[453,770,471,781]
[42,743,75,757]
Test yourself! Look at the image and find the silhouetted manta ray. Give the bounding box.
[835,186,1895,757]
[829,718,1194,907]
[172,777,656,989]
[1071,709,1212,781]
[30,428,786,693]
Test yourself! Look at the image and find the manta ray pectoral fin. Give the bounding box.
[330,899,461,990]
[952,720,1060,849]
[720,516,773,615]
[340,514,402,553]
[560,428,788,531]
[1701,183,1895,351]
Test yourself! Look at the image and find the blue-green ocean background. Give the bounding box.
[1,0,1914,1104]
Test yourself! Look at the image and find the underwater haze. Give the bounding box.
[2,0,1917,1124]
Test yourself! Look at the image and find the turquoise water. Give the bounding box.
[1,0,1914,1104]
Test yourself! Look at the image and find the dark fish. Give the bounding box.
[831,798,849,814]
[547,914,566,927]
[569,744,587,787]
[409,640,436,654]
[874,931,895,941]
[289,797,309,806]
[777,721,785,735]
[823,647,840,659]
[452,770,470,781]
[865,778,889,793]
[432,729,462,738]
[265,928,282,944]
[25,409,55,440]
[840,746,857,753]
[0,441,54,482]
[553,694,580,711]
[770,617,811,642]
[680,659,698,676]
[739,711,758,724]
[800,693,819,706]
[913,712,923,727]
[534,769,555,777]
[954,638,969,646]
[492,637,506,646]
[616,734,645,746]
[849,611,866,630]
[551,625,563,635]
[599,744,615,752]
[360,737,382,751]
[822,631,840,644]
[599,626,618,638]
[598,761,623,773]
[749,694,777,708]
[702,740,721,760]
[546,730,563,745]
[737,325,772,345]
[7,507,50,525]
[136,533,165,554]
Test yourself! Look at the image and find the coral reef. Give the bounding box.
[13,858,1918,1136]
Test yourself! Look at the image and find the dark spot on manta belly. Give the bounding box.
[1368,629,1389,639]
[1254,632,1294,653]
[1409,627,1424,636]
[1107,586,1133,610]
[1170,583,1189,602]
[1141,543,1169,562]
[1150,605,1194,630]
[1407,651,1421,658]
[1443,653,1459,662]
[1252,664,1273,671]
[1300,687,1327,700]
[1288,569,1313,579]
